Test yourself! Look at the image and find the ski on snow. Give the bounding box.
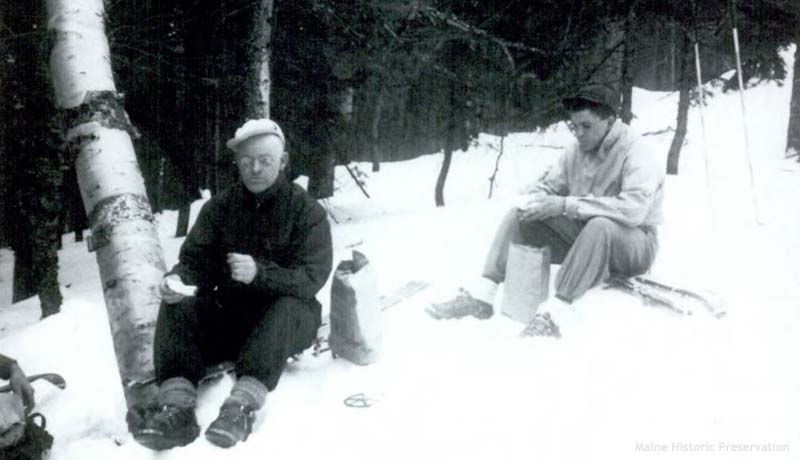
[606,276,726,318]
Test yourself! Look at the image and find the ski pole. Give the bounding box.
[730,0,762,225]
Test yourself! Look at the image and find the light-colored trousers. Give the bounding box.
[482,210,659,302]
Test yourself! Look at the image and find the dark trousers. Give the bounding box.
[154,294,321,391]
[483,210,658,302]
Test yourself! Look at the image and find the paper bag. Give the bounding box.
[329,251,381,365]
[501,244,551,323]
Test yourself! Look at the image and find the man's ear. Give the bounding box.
[279,151,289,171]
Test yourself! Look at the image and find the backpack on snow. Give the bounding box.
[0,413,54,460]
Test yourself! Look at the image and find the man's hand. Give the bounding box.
[517,194,565,222]
[227,253,257,284]
[159,274,187,304]
[8,363,34,413]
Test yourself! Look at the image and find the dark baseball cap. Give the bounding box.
[562,84,620,114]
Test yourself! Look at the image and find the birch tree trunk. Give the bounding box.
[245,0,273,119]
[46,0,165,424]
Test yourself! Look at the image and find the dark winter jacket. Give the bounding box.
[169,176,333,305]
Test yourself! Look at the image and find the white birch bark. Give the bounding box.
[246,0,273,118]
[46,0,164,417]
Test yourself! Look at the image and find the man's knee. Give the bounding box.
[256,296,320,335]
[266,296,315,321]
[583,216,618,235]
[496,208,523,238]
[270,296,320,351]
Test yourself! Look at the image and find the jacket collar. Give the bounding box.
[238,174,289,208]
[592,119,625,160]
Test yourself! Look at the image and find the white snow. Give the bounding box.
[1,48,799,459]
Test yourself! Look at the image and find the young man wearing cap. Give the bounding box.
[133,119,333,450]
[428,85,665,337]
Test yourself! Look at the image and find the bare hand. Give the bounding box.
[159,274,186,304]
[9,364,34,413]
[517,195,565,222]
[227,253,257,284]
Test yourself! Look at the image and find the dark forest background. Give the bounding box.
[0,0,797,309]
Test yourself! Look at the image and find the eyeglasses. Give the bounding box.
[236,155,277,169]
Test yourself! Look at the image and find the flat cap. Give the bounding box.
[562,84,620,114]
[226,119,285,152]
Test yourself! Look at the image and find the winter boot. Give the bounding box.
[426,288,493,320]
[132,377,199,450]
[133,404,200,450]
[205,376,266,448]
[520,312,561,338]
[205,403,256,448]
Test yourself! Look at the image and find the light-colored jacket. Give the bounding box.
[532,120,665,228]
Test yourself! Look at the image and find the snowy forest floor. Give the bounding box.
[1,50,799,459]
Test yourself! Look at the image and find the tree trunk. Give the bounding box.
[371,86,385,172]
[435,86,456,207]
[669,22,677,88]
[620,2,636,124]
[786,43,800,157]
[245,0,273,119]
[667,34,691,175]
[4,0,64,317]
[12,245,35,303]
[46,0,166,425]
[175,202,191,238]
[435,127,454,207]
[0,6,6,249]
[309,84,352,199]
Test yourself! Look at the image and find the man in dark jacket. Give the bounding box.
[134,119,333,450]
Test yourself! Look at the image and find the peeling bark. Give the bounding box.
[46,0,165,424]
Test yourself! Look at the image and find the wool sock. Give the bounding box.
[470,277,499,306]
[157,377,197,409]
[224,376,268,410]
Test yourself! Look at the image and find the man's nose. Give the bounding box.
[251,161,262,173]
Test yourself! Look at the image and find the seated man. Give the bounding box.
[428,85,665,337]
[134,119,333,450]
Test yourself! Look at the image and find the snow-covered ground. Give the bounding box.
[1,48,799,459]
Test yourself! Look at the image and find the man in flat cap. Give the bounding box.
[134,119,333,450]
[428,85,665,337]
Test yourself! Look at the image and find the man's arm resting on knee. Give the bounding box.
[563,146,664,227]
